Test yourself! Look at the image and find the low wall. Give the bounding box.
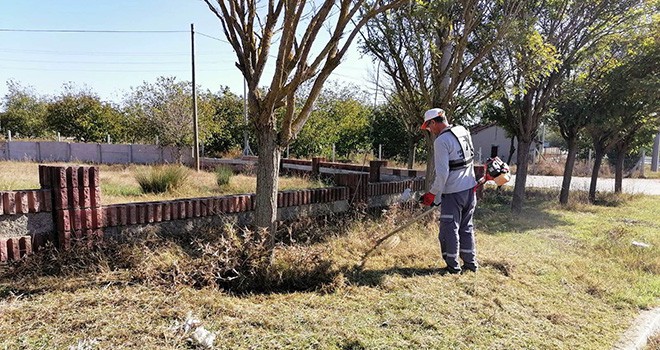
[0,162,482,263]
[0,189,54,261]
[0,165,356,262]
[0,141,192,165]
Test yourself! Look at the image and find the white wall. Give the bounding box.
[0,141,191,165]
[470,125,537,164]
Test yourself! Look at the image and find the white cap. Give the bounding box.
[421,108,445,129]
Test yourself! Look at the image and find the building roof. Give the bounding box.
[469,122,497,135]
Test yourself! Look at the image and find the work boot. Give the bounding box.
[461,264,478,273]
[440,267,461,275]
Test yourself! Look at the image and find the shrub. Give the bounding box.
[215,166,233,187]
[135,165,189,194]
[4,220,338,293]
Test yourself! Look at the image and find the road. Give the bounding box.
[507,175,660,195]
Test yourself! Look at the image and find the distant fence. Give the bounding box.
[0,141,192,165]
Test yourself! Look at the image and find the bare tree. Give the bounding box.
[203,0,406,247]
[360,0,522,182]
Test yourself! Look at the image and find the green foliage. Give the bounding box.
[46,83,122,142]
[122,76,219,148]
[369,104,415,162]
[135,165,189,194]
[204,87,249,156]
[0,80,48,138]
[215,165,233,187]
[291,82,372,159]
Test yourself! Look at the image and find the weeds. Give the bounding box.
[3,220,339,294]
[215,165,234,187]
[135,165,189,194]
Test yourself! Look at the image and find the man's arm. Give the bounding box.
[429,136,449,198]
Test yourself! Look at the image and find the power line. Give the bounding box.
[0,28,186,34]
[0,58,223,65]
[196,31,229,44]
[0,66,236,73]
[0,48,229,57]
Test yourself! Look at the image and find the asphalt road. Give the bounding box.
[506,175,660,195]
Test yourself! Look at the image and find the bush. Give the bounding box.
[135,165,189,194]
[215,166,234,186]
[3,220,338,293]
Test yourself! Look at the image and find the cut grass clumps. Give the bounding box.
[215,165,234,187]
[3,220,338,294]
[135,165,189,194]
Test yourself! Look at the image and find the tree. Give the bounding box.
[0,80,48,139]
[123,76,218,152]
[588,34,659,200]
[370,103,412,163]
[292,82,372,159]
[360,0,523,174]
[489,0,642,212]
[552,74,595,204]
[203,0,407,245]
[205,87,247,156]
[47,84,121,143]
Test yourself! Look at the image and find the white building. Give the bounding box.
[469,123,540,165]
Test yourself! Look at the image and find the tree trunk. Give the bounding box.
[406,137,416,170]
[614,148,625,193]
[511,138,532,213]
[424,133,435,191]
[559,137,578,205]
[588,147,605,203]
[254,128,281,249]
[507,136,516,165]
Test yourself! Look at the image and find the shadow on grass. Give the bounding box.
[344,266,443,287]
[476,187,570,234]
[345,257,516,288]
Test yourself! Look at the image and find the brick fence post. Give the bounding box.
[369,160,388,183]
[334,173,368,203]
[311,157,325,177]
[39,165,103,249]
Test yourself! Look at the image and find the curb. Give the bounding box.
[613,307,660,350]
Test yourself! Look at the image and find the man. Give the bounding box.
[420,108,478,274]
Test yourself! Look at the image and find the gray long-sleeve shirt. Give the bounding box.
[429,126,477,197]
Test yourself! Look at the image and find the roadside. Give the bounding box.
[509,175,660,196]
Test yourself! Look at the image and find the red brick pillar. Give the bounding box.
[311,157,325,177]
[334,173,368,203]
[369,160,388,183]
[39,165,103,249]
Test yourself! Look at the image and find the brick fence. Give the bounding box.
[1,161,484,263]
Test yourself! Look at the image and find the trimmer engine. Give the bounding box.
[485,156,511,186]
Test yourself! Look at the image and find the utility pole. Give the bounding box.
[373,60,381,107]
[652,127,659,172]
[191,23,200,171]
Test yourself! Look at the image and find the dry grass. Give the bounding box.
[1,189,658,349]
[0,161,325,204]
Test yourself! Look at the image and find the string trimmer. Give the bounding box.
[357,157,511,270]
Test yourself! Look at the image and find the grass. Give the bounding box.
[1,188,658,349]
[214,166,233,187]
[135,165,190,194]
[0,161,326,204]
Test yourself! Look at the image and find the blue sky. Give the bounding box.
[0,0,377,103]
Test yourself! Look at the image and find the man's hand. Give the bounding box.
[420,192,438,206]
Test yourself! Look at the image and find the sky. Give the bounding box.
[0,0,380,103]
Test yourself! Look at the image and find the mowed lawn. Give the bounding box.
[0,161,324,204]
[0,188,658,349]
